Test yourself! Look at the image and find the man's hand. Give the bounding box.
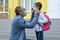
[35,10,40,15]
[31,8,40,15]
[31,8,34,13]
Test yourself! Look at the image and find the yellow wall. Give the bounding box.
[8,0,47,19]
[8,0,18,19]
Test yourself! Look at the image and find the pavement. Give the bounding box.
[0,19,60,40]
[0,35,60,40]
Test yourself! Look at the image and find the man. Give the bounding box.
[31,2,48,40]
[9,6,39,40]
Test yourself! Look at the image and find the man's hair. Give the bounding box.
[35,2,42,10]
[15,6,21,15]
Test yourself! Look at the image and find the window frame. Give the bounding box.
[0,0,8,13]
[25,0,31,12]
[19,0,32,12]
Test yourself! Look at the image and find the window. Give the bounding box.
[19,0,36,12]
[5,0,8,12]
[0,0,8,13]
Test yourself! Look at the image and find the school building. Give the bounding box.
[0,0,60,19]
[0,0,47,19]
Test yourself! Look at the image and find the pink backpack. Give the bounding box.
[42,14,50,31]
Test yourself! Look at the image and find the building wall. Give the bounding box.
[2,0,60,19]
[48,0,60,18]
[8,0,47,19]
[8,0,18,19]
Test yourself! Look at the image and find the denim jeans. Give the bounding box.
[35,31,43,40]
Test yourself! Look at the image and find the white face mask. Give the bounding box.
[23,10,27,16]
[33,7,38,11]
[33,7,39,13]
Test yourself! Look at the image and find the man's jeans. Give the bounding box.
[35,31,43,40]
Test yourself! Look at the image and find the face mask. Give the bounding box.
[23,10,27,16]
[33,7,39,13]
[33,7,38,12]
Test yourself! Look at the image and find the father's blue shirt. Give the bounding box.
[9,14,38,40]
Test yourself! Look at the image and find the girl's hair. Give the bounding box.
[35,2,42,10]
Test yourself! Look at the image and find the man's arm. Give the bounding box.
[30,13,34,21]
[18,14,39,28]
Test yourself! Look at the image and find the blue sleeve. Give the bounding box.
[18,14,38,28]
[30,13,34,22]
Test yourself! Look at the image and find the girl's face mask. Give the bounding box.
[33,7,38,12]
[33,7,39,13]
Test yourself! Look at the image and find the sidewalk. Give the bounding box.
[0,35,60,40]
[0,19,60,40]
